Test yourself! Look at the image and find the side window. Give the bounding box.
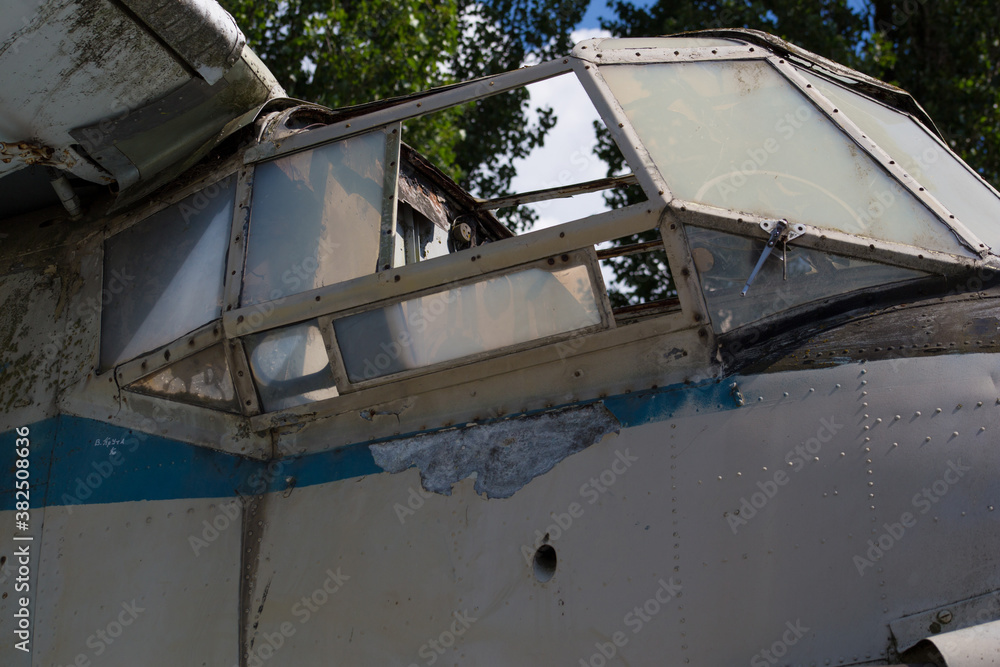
[241,129,392,306]
[101,175,236,369]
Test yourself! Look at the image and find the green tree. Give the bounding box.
[220,0,587,230]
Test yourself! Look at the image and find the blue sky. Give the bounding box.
[578,0,869,30]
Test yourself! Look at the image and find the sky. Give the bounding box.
[506,1,656,232]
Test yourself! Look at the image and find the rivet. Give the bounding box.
[952,431,959,437]
[892,443,898,448]
[926,436,932,442]
[915,411,921,417]
[835,383,841,389]
[977,401,983,407]
[809,387,815,392]
[861,380,867,385]
[935,408,942,413]
[840,452,845,457]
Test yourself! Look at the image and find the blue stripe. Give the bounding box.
[1,378,738,510]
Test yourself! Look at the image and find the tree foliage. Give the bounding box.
[220,0,587,230]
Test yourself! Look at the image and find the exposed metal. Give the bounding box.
[376,123,402,271]
[369,403,620,497]
[244,58,574,164]
[476,173,639,211]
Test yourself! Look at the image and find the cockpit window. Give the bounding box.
[798,69,1000,255]
[128,344,240,413]
[332,254,606,384]
[100,175,236,370]
[244,319,339,412]
[241,129,389,306]
[687,225,928,333]
[599,60,972,257]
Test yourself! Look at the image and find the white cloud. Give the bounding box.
[509,29,613,231]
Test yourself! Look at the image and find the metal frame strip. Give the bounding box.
[326,248,612,394]
[115,320,225,387]
[222,201,661,338]
[224,163,254,313]
[377,123,402,271]
[244,58,574,164]
[769,56,990,257]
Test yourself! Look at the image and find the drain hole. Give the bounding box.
[533,545,557,582]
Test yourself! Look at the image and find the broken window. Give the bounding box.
[686,225,928,333]
[600,60,971,256]
[101,175,235,369]
[241,129,390,306]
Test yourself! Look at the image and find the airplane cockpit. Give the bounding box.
[5,13,1000,665]
[7,28,1000,459]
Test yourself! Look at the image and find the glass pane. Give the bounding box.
[799,69,1000,254]
[334,263,603,382]
[242,131,387,306]
[127,345,239,412]
[600,61,972,256]
[245,321,338,412]
[686,226,927,333]
[101,176,235,369]
[601,37,744,49]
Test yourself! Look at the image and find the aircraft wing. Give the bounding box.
[0,0,283,218]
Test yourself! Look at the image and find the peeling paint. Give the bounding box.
[369,404,620,498]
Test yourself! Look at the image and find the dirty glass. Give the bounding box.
[334,263,603,382]
[600,61,972,257]
[242,131,386,306]
[799,69,1000,254]
[686,226,927,333]
[101,176,235,369]
[127,345,239,412]
[244,320,338,412]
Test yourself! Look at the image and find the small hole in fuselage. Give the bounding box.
[533,545,557,582]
